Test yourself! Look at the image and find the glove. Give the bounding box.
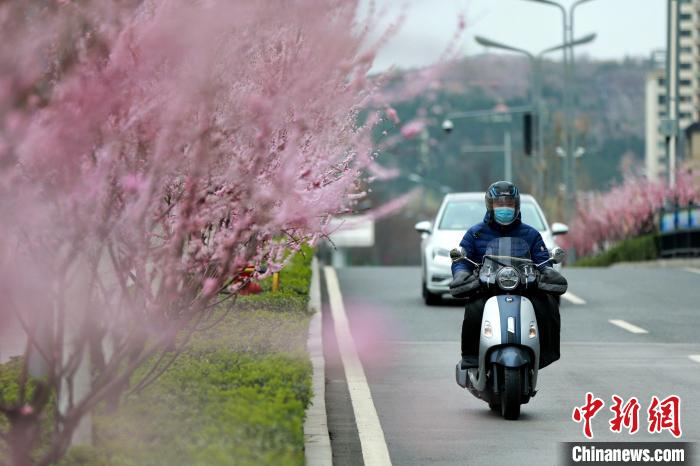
[449,270,481,299]
[537,267,568,295]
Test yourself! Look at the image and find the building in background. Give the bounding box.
[646,0,700,181]
[684,122,700,171]
[646,61,667,181]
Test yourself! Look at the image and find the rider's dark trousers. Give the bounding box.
[461,292,560,369]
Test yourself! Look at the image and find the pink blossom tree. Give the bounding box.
[562,171,699,258]
[0,1,430,464]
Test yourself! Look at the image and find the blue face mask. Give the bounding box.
[494,207,515,225]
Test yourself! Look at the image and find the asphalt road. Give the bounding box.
[323,265,700,466]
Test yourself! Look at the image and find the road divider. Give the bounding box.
[324,266,392,466]
[562,291,586,305]
[608,319,649,334]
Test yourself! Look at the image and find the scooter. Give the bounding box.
[451,238,566,420]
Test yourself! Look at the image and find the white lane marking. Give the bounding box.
[608,319,649,334]
[562,292,586,305]
[324,266,392,466]
[683,267,700,275]
[689,355,700,364]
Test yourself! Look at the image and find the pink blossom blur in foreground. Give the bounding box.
[0,1,423,464]
[561,171,699,257]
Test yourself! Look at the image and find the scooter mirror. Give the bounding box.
[550,247,566,264]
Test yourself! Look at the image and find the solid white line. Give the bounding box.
[683,267,700,275]
[324,266,392,466]
[562,292,586,305]
[608,319,649,334]
[689,355,700,364]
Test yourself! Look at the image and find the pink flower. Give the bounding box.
[19,405,34,416]
[385,107,400,124]
[400,119,425,139]
[202,278,219,297]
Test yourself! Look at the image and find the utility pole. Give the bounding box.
[664,0,681,188]
[504,130,513,182]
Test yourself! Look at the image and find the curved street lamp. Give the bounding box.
[473,33,596,197]
[518,0,599,219]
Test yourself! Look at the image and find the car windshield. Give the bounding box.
[438,199,546,232]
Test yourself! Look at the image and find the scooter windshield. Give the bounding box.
[479,237,536,288]
[483,237,531,263]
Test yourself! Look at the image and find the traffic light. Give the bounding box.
[523,112,534,156]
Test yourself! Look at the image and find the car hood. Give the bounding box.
[430,230,466,251]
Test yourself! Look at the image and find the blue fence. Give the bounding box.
[658,204,700,257]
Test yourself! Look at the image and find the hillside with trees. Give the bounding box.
[349,54,652,265]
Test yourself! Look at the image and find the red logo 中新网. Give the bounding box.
[572,393,682,439]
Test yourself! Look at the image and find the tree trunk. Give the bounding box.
[9,417,39,466]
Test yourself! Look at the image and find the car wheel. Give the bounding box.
[422,280,441,305]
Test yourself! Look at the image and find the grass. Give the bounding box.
[1,246,316,466]
[573,234,658,267]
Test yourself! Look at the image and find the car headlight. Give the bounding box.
[496,266,519,291]
[432,247,450,260]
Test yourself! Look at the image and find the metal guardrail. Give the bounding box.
[657,204,700,257]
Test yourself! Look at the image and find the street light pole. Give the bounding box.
[522,0,569,209]
[569,0,597,207]
[666,0,680,188]
[521,0,597,218]
[504,129,513,182]
[474,33,596,198]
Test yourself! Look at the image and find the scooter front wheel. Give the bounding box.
[501,367,522,420]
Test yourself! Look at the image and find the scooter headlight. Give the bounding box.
[483,321,493,338]
[496,266,519,291]
[529,321,537,339]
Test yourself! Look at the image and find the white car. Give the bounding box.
[415,192,569,305]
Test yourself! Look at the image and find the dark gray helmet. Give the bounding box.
[485,180,520,219]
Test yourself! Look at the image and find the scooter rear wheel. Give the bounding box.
[501,367,521,420]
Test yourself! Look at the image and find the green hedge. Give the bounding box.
[92,351,311,466]
[2,246,315,466]
[574,234,658,267]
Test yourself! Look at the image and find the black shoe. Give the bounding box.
[460,356,478,369]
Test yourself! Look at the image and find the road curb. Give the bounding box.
[304,257,332,466]
[610,258,700,268]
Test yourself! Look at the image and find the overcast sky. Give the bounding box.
[363,0,667,72]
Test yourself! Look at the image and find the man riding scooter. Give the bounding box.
[451,181,563,370]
